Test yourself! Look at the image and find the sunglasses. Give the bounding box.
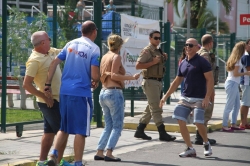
[153,37,161,40]
[185,43,197,48]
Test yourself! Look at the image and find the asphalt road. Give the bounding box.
[86,130,250,166]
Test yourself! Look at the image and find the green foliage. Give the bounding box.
[137,0,144,18]
[57,0,79,42]
[170,0,232,28]
[1,8,48,64]
[196,9,229,33]
[0,6,77,71]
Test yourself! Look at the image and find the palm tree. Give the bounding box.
[196,9,229,33]
[170,0,231,28]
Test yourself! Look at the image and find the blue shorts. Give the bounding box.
[59,94,93,136]
[172,99,205,124]
[240,85,250,107]
[37,100,61,134]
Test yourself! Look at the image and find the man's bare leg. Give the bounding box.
[240,106,249,126]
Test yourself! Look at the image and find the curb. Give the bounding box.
[123,118,250,133]
[2,160,36,166]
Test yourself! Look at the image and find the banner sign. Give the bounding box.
[120,14,159,88]
[240,14,250,25]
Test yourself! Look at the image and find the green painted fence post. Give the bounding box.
[53,0,57,47]
[112,11,115,33]
[230,33,236,52]
[94,0,103,127]
[200,28,206,43]
[1,0,7,133]
[130,87,135,117]
[159,7,163,40]
[164,22,171,104]
[131,0,135,16]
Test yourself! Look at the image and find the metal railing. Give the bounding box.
[7,0,41,13]
[31,6,42,17]
[7,5,13,11]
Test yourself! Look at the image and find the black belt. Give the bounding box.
[105,87,122,89]
[143,77,162,81]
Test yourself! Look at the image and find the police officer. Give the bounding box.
[194,34,217,145]
[134,30,176,141]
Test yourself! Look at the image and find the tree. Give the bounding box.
[57,0,79,42]
[196,9,229,33]
[170,0,231,28]
[3,8,48,65]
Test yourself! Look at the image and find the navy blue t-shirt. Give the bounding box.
[178,54,212,98]
[240,53,250,85]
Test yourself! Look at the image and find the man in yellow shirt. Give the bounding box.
[23,31,68,166]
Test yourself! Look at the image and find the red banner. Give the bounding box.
[240,14,250,25]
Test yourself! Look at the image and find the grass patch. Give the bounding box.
[0,109,43,123]
[0,109,99,125]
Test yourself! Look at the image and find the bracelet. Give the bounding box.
[45,83,51,86]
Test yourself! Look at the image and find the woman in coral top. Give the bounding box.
[94,34,140,162]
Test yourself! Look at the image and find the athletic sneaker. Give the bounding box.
[179,147,196,157]
[36,161,48,166]
[59,159,74,166]
[47,154,57,166]
[204,142,212,156]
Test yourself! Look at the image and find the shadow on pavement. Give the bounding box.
[196,156,250,165]
[121,160,178,166]
[215,143,250,150]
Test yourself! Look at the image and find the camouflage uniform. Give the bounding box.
[197,47,216,125]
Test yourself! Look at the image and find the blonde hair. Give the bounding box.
[107,34,123,51]
[226,41,246,71]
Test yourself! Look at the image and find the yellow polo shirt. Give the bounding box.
[26,47,62,103]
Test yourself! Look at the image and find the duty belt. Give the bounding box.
[143,77,162,82]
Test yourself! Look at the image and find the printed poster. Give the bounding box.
[120,14,159,88]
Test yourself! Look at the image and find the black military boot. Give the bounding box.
[157,124,176,141]
[134,123,152,140]
[193,130,216,145]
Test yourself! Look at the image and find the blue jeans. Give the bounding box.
[222,80,240,127]
[97,89,124,150]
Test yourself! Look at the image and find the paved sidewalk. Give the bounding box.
[0,128,186,166]
[0,88,250,165]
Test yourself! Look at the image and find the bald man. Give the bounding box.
[23,31,69,165]
[46,21,100,166]
[160,38,213,157]
[194,34,217,146]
